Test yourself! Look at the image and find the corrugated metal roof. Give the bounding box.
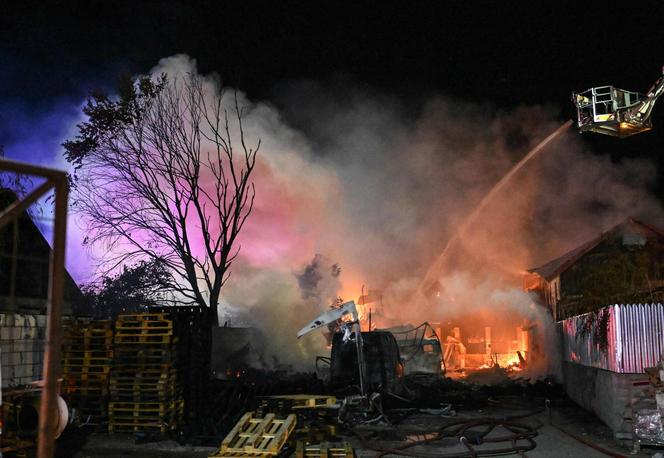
[562,303,664,373]
[528,218,664,281]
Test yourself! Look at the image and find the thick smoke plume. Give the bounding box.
[22,54,664,373]
[106,55,664,371]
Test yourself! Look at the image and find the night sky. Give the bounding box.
[3,2,664,153]
[2,1,664,281]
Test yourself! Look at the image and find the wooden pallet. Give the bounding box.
[110,371,176,384]
[109,400,183,414]
[63,365,111,374]
[65,386,110,396]
[117,313,171,322]
[109,401,183,425]
[65,329,114,338]
[295,442,354,458]
[64,380,109,388]
[63,338,114,348]
[62,349,114,357]
[210,412,297,457]
[108,421,175,433]
[113,348,173,362]
[116,320,172,332]
[65,325,113,332]
[109,377,177,387]
[63,357,113,366]
[292,424,338,444]
[109,382,176,392]
[115,329,173,337]
[67,397,109,407]
[109,392,178,402]
[259,395,337,409]
[111,365,176,374]
[114,334,174,344]
[69,372,112,382]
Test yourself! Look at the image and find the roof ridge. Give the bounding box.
[527,217,664,281]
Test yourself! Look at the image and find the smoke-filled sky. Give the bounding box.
[2,3,664,368]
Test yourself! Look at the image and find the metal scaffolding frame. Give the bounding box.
[0,157,68,458]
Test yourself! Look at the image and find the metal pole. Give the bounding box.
[37,176,68,458]
[353,321,368,397]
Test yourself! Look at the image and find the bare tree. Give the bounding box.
[64,74,259,325]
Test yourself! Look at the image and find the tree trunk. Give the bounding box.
[209,302,220,327]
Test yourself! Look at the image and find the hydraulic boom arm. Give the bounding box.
[623,71,664,127]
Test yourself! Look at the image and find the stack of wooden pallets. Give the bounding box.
[61,319,114,425]
[152,305,211,436]
[108,313,183,433]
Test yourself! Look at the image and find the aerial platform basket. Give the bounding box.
[572,86,650,137]
[572,67,664,138]
[210,412,297,457]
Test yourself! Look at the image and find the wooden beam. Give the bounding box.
[0,157,67,181]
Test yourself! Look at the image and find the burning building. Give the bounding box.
[524,218,664,321]
[524,218,664,435]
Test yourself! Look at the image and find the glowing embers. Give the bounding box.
[439,317,530,377]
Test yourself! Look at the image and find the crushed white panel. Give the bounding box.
[563,303,664,373]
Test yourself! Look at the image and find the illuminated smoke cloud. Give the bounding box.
[6,54,663,373]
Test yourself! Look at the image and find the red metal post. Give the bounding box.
[37,175,68,458]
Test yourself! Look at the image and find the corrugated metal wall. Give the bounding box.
[563,303,664,373]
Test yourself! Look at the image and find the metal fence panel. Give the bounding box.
[562,303,664,373]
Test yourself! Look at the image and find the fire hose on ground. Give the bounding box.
[544,400,628,458]
[354,408,544,458]
[354,418,539,457]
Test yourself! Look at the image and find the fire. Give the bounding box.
[337,282,537,378]
[497,353,525,371]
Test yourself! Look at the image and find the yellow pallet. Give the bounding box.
[108,421,175,433]
[117,320,172,329]
[260,395,337,409]
[110,370,176,382]
[63,357,113,365]
[114,334,174,344]
[117,313,171,322]
[63,365,111,375]
[62,349,114,357]
[65,329,114,337]
[295,442,354,458]
[210,412,297,457]
[63,337,114,348]
[109,400,182,412]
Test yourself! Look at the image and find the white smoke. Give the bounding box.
[108,54,664,372]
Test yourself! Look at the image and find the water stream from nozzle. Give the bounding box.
[413,120,573,304]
